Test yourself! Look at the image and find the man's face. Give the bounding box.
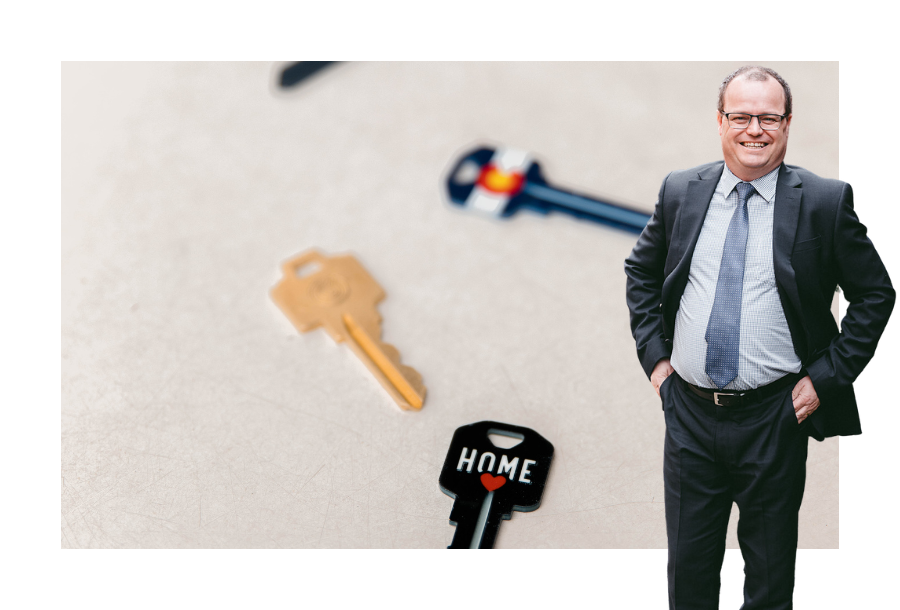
[717,76,791,182]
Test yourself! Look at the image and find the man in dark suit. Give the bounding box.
[625,66,894,609]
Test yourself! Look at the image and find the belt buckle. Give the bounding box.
[714,392,730,407]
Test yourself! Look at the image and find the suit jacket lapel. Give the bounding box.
[662,162,722,333]
[676,163,723,262]
[772,163,807,356]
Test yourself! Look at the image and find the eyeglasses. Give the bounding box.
[721,112,787,131]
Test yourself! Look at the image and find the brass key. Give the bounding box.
[270,249,426,411]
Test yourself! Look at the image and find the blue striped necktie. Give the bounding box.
[705,181,755,389]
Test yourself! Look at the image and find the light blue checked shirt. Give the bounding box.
[670,165,802,390]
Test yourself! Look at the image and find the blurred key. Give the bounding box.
[270,249,426,411]
[445,144,650,233]
[278,61,338,88]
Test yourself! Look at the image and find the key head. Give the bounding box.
[445,145,542,218]
[270,249,385,342]
[439,420,553,512]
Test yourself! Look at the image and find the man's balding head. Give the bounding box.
[718,66,792,117]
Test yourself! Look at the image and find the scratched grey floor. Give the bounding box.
[62,62,839,548]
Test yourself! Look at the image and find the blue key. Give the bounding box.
[445,144,650,234]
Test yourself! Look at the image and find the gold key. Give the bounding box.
[270,249,426,411]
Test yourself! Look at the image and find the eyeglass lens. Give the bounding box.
[727,114,783,130]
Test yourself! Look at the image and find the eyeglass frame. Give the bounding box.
[720,111,788,131]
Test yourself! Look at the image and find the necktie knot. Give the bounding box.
[736,182,755,205]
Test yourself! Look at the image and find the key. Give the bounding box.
[444,144,651,233]
[278,61,338,88]
[439,421,554,548]
[270,249,426,411]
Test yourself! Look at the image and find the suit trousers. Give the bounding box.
[662,373,809,610]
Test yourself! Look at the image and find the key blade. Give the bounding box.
[469,491,495,549]
[342,313,425,410]
[519,182,650,233]
[446,496,484,549]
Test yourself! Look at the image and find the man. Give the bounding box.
[624,66,894,609]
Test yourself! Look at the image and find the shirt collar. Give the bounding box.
[719,164,779,203]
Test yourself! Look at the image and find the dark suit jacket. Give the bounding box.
[625,161,895,440]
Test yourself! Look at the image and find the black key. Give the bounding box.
[439,421,554,549]
[278,61,338,88]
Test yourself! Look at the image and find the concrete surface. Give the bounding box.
[62,61,840,548]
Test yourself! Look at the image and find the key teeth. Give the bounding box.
[341,313,426,410]
[380,342,426,396]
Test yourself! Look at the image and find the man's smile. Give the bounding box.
[740,142,768,148]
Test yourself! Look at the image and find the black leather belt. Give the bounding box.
[685,372,805,407]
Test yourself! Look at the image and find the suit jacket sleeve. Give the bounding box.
[625,174,672,378]
[805,182,895,395]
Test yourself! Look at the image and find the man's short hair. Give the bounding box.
[718,66,792,117]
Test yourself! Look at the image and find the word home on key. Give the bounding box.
[439,421,553,549]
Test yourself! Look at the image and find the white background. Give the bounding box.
[5,2,899,608]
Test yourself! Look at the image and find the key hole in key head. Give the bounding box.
[293,261,321,278]
[487,429,524,449]
[452,160,481,185]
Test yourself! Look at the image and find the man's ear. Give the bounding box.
[717,111,725,136]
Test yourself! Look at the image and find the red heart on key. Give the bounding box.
[480,473,507,492]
